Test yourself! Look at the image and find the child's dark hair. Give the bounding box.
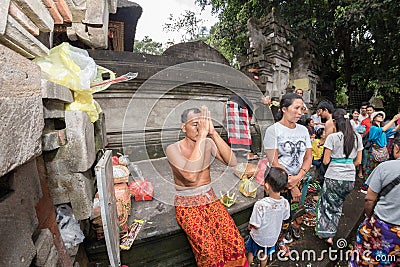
[315,128,324,139]
[264,167,288,193]
[305,118,314,126]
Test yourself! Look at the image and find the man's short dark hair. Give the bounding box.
[317,100,335,114]
[264,167,288,193]
[360,101,369,107]
[366,104,375,110]
[181,108,201,123]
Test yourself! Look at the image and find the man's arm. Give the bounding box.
[324,119,335,136]
[209,134,237,166]
[364,188,378,218]
[207,106,237,166]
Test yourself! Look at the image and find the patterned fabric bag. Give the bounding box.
[371,145,389,162]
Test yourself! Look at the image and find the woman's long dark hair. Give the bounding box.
[276,93,303,121]
[333,108,355,158]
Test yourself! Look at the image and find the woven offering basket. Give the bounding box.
[233,163,257,179]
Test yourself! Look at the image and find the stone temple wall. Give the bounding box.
[0,44,76,266]
[89,41,273,161]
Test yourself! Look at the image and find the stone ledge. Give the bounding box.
[41,79,74,103]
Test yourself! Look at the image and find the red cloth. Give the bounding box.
[361,117,372,135]
[226,100,252,146]
[175,188,248,267]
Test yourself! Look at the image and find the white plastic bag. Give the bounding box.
[56,204,85,248]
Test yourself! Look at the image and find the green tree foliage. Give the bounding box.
[196,0,400,114]
[133,36,164,55]
[163,10,209,42]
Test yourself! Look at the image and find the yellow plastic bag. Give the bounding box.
[34,43,117,122]
[238,177,257,198]
[66,66,116,122]
[34,42,100,92]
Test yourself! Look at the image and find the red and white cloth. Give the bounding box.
[226,100,252,150]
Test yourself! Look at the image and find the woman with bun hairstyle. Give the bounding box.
[316,109,363,245]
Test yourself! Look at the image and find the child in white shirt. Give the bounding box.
[246,167,290,267]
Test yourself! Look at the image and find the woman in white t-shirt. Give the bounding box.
[263,93,312,248]
[316,108,363,245]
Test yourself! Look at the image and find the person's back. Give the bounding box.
[366,158,400,225]
[246,167,290,267]
[249,196,289,247]
[350,136,400,267]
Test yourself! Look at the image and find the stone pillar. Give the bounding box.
[241,11,294,99]
[291,37,320,105]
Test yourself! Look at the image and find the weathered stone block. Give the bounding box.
[0,36,34,58]
[0,160,42,267]
[71,0,109,48]
[9,1,40,36]
[44,245,59,267]
[65,0,86,23]
[0,0,10,35]
[65,111,96,172]
[42,129,67,151]
[13,0,54,32]
[83,0,106,25]
[47,171,94,220]
[0,44,44,177]
[69,171,94,220]
[43,99,66,119]
[35,157,73,267]
[33,228,53,266]
[41,79,74,103]
[0,15,49,58]
[108,0,117,13]
[43,111,95,174]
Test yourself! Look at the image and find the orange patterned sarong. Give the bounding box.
[175,186,248,267]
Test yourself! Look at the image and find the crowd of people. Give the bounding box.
[165,90,399,267]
